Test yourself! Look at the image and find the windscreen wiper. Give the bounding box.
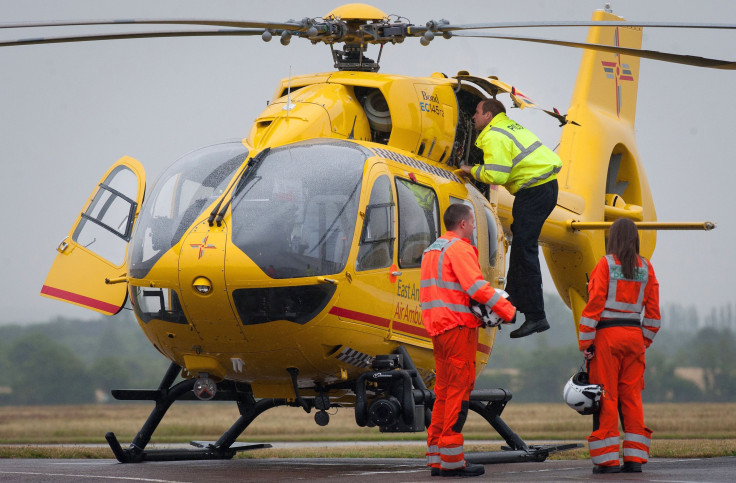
[208,147,270,227]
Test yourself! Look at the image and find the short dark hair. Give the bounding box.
[444,204,472,231]
[479,98,506,117]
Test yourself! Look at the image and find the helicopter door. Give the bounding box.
[41,157,145,315]
[391,175,440,346]
[333,168,396,337]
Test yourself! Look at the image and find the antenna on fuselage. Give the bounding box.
[284,65,295,116]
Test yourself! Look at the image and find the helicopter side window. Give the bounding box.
[395,178,439,268]
[449,197,477,247]
[357,175,395,271]
[484,206,498,267]
[72,165,138,266]
[129,286,188,325]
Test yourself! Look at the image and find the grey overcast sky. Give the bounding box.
[0,0,733,325]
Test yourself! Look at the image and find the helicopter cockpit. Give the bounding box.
[230,140,367,279]
[127,138,375,278]
[128,141,248,279]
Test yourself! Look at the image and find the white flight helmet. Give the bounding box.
[563,371,603,415]
[470,289,511,328]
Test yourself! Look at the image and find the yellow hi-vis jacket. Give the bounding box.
[471,113,562,194]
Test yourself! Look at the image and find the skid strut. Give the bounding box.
[106,354,580,463]
[464,389,581,464]
[395,348,582,464]
[105,362,277,463]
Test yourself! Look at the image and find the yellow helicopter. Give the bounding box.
[3,2,723,464]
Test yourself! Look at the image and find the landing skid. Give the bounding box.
[466,443,582,464]
[105,362,283,463]
[462,388,582,464]
[105,353,581,463]
[106,434,270,462]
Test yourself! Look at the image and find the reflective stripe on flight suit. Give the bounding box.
[623,432,652,462]
[426,444,441,466]
[420,231,514,472]
[579,255,661,350]
[588,436,620,465]
[420,234,516,337]
[420,232,514,336]
[425,326,477,471]
[581,255,658,469]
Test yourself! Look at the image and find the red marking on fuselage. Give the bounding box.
[41,285,119,314]
[329,306,491,355]
[329,306,390,328]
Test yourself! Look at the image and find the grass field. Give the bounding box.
[1,402,735,459]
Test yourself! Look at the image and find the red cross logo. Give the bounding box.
[190,235,217,259]
[601,27,635,118]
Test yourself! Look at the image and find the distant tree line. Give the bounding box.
[1,297,735,405]
[0,312,169,405]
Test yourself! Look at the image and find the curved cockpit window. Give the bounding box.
[356,174,394,271]
[128,142,248,278]
[73,165,139,267]
[484,206,498,267]
[396,178,439,268]
[230,141,366,279]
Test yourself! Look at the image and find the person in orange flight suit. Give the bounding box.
[420,203,516,478]
[578,218,661,474]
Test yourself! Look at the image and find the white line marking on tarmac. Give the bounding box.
[346,469,428,475]
[0,472,186,483]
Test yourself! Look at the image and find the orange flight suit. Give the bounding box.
[420,231,515,471]
[579,254,660,469]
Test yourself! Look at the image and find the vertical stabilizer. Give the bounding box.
[544,9,656,328]
[569,10,642,124]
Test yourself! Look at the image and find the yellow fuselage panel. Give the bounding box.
[131,143,503,397]
[249,83,372,149]
[256,72,459,163]
[43,245,128,315]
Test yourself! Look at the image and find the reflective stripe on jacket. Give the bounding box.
[471,112,562,194]
[420,231,512,336]
[579,254,661,350]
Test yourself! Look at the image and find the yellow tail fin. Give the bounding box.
[544,9,656,327]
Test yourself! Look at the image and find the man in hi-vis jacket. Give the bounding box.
[461,98,561,339]
[420,203,516,477]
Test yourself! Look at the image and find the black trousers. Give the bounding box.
[505,179,558,321]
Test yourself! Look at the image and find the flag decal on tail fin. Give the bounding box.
[600,28,636,118]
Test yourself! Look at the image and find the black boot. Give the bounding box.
[510,317,550,338]
[592,465,621,474]
[622,461,642,473]
[440,463,485,477]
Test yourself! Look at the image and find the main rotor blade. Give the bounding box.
[453,33,736,70]
[0,29,268,48]
[0,18,303,31]
[440,20,736,32]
